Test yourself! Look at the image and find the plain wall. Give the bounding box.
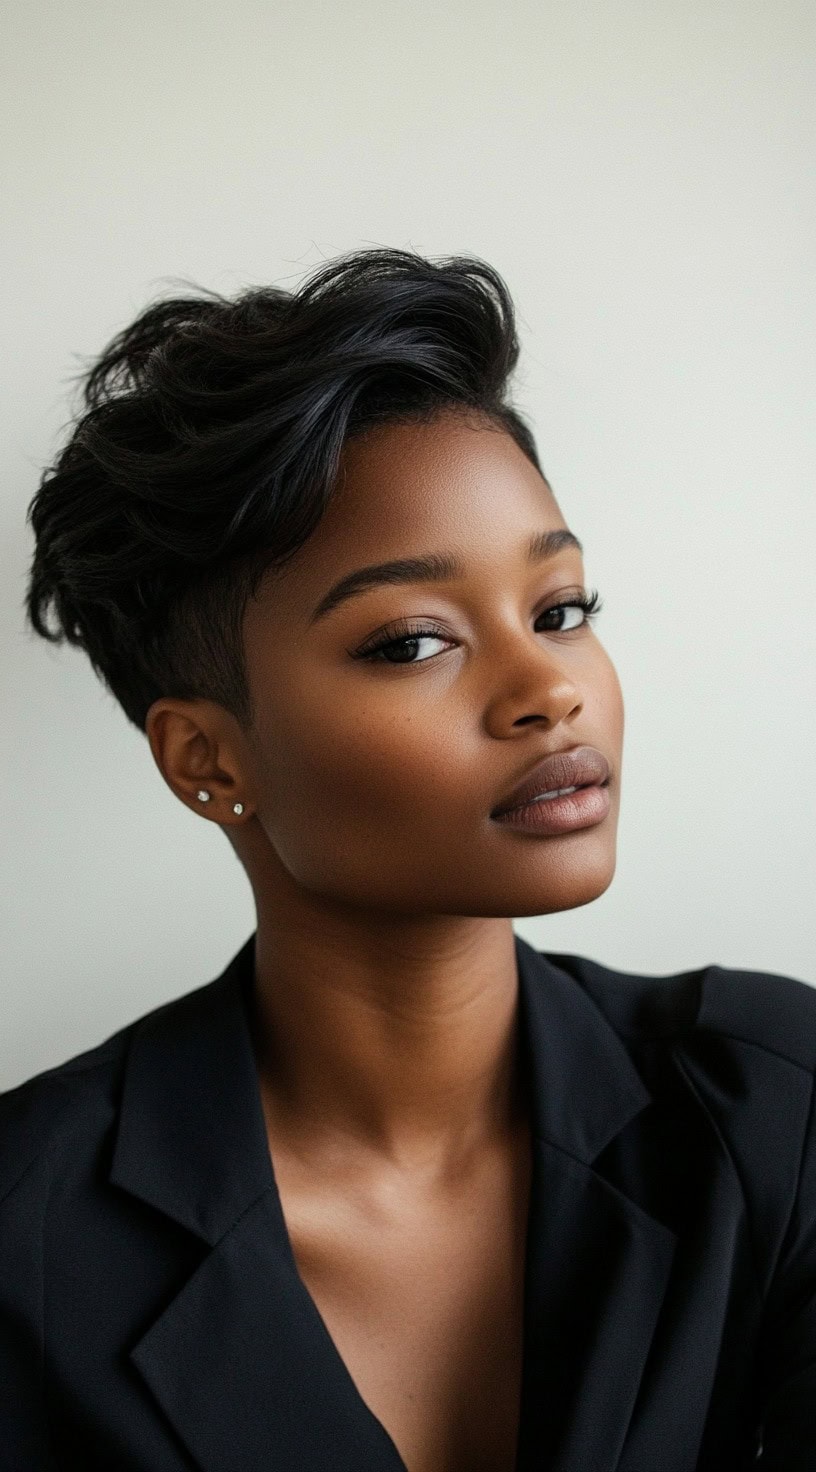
[1,0,814,1091]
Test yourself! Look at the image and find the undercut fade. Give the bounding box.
[24,249,543,732]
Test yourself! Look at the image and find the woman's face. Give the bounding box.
[237,408,624,920]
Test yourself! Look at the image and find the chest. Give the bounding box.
[270,1132,532,1472]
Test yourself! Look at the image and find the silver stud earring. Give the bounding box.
[233,802,244,815]
[197,790,210,803]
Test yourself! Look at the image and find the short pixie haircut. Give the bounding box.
[24,249,542,733]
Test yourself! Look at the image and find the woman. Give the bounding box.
[2,249,813,1471]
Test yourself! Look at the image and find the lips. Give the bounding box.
[490,745,610,818]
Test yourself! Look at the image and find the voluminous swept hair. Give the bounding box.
[25,249,542,732]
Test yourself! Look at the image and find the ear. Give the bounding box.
[145,698,251,823]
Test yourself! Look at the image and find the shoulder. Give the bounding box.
[541,948,816,1074]
[0,973,225,1209]
[0,1033,126,1209]
[540,948,816,1284]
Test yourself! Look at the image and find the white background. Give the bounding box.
[1,0,814,1090]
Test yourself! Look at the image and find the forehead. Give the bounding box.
[329,410,557,546]
[249,410,566,631]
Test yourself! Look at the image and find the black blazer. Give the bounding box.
[2,933,815,1471]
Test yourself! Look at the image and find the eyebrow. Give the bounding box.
[308,528,584,625]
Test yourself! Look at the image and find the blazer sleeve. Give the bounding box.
[754,1069,816,1466]
[0,1132,58,1468]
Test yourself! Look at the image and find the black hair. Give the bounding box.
[24,248,543,732]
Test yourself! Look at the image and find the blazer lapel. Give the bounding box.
[110,937,408,1472]
[513,941,748,1472]
[512,938,678,1471]
[129,1188,409,1471]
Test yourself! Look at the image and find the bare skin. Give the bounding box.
[145,408,625,1471]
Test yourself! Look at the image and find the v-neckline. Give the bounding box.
[261,1111,535,1472]
[264,1150,414,1471]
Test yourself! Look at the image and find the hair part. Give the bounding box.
[24,249,543,732]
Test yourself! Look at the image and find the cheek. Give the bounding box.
[255,673,462,833]
[574,641,623,738]
[603,662,621,736]
[601,654,625,745]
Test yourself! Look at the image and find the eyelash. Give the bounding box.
[353,589,604,664]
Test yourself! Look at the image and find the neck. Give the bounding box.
[249,908,526,1177]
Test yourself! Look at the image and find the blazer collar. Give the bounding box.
[110,930,652,1240]
[110,934,274,1243]
[110,933,702,1472]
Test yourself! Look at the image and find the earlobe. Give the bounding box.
[192,791,246,817]
[148,700,244,816]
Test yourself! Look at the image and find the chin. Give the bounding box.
[517,844,618,917]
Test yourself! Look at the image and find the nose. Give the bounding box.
[486,635,583,733]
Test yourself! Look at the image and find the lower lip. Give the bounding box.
[491,783,611,834]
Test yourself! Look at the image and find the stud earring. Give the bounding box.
[233,802,244,815]
[197,790,210,803]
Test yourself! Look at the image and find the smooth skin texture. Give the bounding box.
[145,408,625,1471]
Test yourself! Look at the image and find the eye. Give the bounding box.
[355,623,450,665]
[537,591,602,632]
[352,589,603,665]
